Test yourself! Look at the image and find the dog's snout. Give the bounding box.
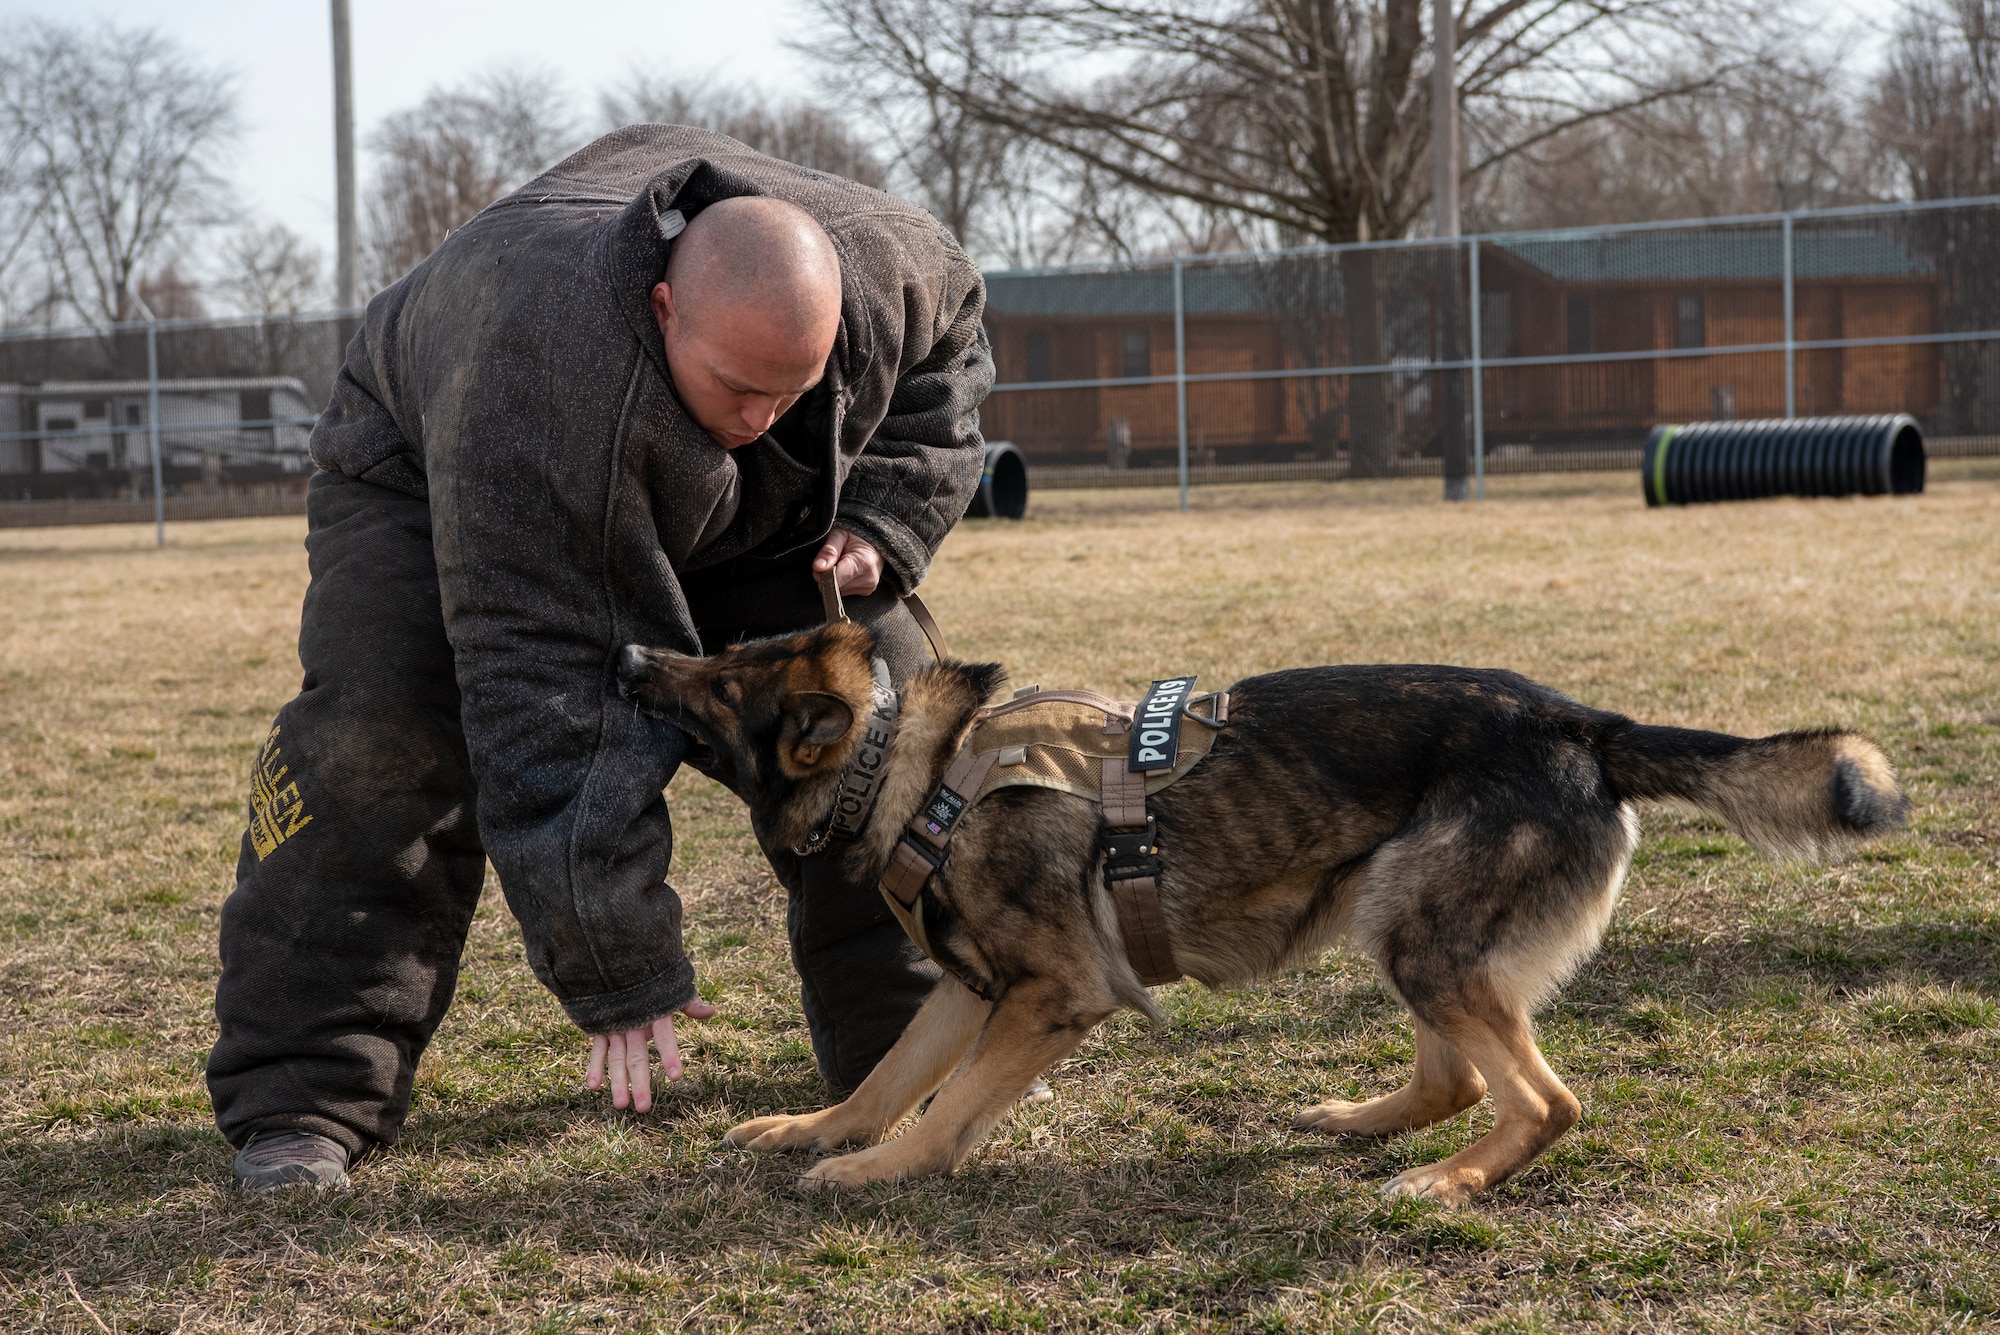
[616,644,652,693]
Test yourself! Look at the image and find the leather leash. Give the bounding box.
[815,564,952,663]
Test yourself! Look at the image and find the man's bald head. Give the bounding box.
[651,197,845,448]
[666,197,843,350]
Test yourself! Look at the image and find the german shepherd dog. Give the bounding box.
[617,623,1904,1204]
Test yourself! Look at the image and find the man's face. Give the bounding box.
[652,281,830,448]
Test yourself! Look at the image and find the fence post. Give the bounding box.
[1468,236,1485,500]
[1173,258,1189,512]
[1782,212,1796,419]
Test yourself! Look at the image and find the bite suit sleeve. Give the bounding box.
[330,263,705,1038]
[833,230,994,594]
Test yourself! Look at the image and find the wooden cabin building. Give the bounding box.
[979,229,1941,466]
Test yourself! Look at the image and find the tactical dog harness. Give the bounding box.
[878,682,1228,990]
[811,568,1228,991]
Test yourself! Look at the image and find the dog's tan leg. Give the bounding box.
[725,980,990,1154]
[801,975,1104,1188]
[1379,999,1580,1207]
[1293,1018,1487,1136]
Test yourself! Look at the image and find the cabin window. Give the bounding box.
[44,416,77,433]
[1675,293,1705,349]
[1025,328,1052,382]
[1121,327,1151,378]
[82,399,106,419]
[1480,290,1516,358]
[1565,296,1592,355]
[240,388,272,423]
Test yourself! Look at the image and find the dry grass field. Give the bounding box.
[3,465,1997,1333]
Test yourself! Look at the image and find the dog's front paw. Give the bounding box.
[725,1110,872,1154]
[800,1142,932,1190]
[1293,1099,1376,1135]
[1380,1163,1481,1207]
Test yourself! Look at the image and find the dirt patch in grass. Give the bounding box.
[3,475,1997,1331]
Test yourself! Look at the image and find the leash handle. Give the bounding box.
[815,564,848,625]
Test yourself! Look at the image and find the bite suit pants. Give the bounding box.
[206,472,939,1157]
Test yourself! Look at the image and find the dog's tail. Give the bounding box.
[1595,722,1906,860]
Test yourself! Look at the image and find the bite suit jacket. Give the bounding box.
[306,124,993,1033]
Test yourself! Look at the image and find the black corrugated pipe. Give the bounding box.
[1642,414,1926,507]
[964,440,1028,519]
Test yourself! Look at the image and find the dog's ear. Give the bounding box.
[786,691,855,770]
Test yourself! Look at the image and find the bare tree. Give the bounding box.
[1471,49,1875,229]
[798,0,1783,248]
[0,22,236,325]
[365,67,578,291]
[1868,0,2000,433]
[215,223,327,317]
[601,74,888,189]
[210,222,328,374]
[0,50,44,315]
[1869,0,2000,199]
[137,262,207,320]
[784,0,1026,252]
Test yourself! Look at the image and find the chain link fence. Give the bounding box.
[4,196,1998,530]
[983,196,2000,497]
[0,312,352,530]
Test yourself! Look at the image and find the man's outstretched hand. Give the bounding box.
[814,526,883,597]
[585,999,718,1113]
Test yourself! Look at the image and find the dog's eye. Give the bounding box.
[711,678,737,708]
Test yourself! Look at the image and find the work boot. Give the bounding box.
[232,1130,350,1193]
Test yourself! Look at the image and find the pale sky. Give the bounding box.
[0,0,1907,285]
[0,0,818,273]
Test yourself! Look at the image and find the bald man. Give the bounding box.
[206,126,994,1190]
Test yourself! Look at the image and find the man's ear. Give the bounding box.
[788,692,854,769]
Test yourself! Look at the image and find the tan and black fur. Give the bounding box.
[616,624,1905,1204]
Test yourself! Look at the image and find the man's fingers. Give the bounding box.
[835,546,882,596]
[625,1026,653,1113]
[653,1015,684,1083]
[682,999,718,1020]
[586,1034,607,1091]
[812,538,842,573]
[607,1032,630,1109]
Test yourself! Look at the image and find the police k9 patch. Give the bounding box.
[1128,675,1197,772]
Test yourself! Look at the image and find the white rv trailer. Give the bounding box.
[0,377,316,498]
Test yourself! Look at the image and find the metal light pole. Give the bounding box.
[1432,0,1460,244]
[1433,0,1472,500]
[332,0,358,313]
[130,293,165,548]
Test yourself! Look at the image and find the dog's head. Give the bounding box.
[618,620,1012,850]
[618,621,882,809]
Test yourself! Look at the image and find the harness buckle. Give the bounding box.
[1100,816,1162,880]
[898,834,945,873]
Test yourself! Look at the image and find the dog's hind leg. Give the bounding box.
[1379,987,1580,1207]
[802,974,1108,1188]
[1292,1018,1487,1137]
[726,979,990,1154]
